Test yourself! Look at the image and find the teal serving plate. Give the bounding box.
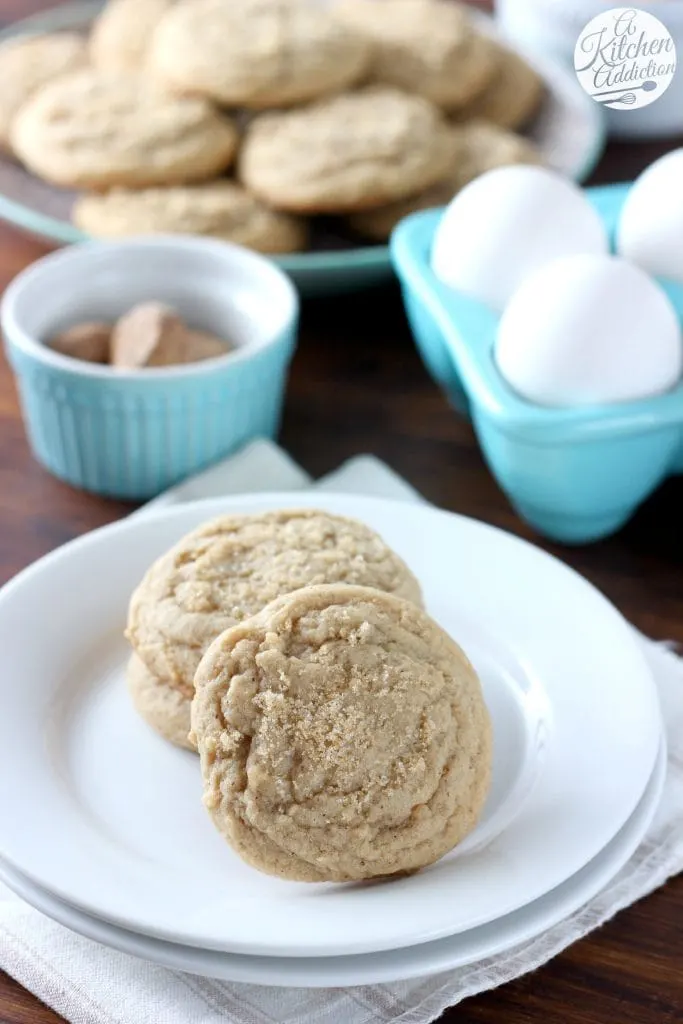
[391,183,683,544]
[0,2,605,297]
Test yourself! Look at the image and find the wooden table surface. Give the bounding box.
[1,2,683,1022]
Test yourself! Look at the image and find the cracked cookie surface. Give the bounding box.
[127,509,423,695]
[11,69,238,188]
[191,584,492,881]
[238,86,454,213]
[149,0,369,108]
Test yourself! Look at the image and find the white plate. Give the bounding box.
[0,494,661,957]
[0,740,665,987]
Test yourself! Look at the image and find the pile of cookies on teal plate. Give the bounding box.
[124,507,492,883]
[1,0,545,252]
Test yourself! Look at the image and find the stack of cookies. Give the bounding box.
[125,509,424,750]
[125,508,493,882]
[0,0,546,251]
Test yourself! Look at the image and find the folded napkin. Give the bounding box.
[0,440,681,1024]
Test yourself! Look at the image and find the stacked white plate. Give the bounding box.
[0,494,664,987]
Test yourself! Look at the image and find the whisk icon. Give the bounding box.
[592,80,658,105]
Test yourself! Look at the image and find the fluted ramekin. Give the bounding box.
[2,235,299,499]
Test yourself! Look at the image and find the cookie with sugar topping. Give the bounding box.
[11,69,238,189]
[238,86,454,213]
[191,584,492,882]
[125,509,423,751]
[149,0,370,108]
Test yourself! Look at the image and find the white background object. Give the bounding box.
[617,149,683,285]
[496,254,683,406]
[0,492,660,956]
[574,8,676,114]
[430,165,608,313]
[496,0,683,139]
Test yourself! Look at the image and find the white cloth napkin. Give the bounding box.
[0,439,681,1024]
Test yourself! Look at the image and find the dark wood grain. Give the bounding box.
[0,2,682,1022]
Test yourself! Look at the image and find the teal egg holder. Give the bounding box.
[390,183,683,544]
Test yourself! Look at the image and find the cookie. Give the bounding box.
[333,0,497,111]
[11,70,238,189]
[90,0,176,72]
[350,122,542,240]
[191,584,492,882]
[126,509,423,693]
[0,32,87,148]
[454,42,545,130]
[126,654,195,751]
[149,0,370,109]
[443,121,543,193]
[238,87,453,214]
[72,182,308,253]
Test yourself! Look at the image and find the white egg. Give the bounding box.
[617,148,683,284]
[430,165,608,314]
[495,254,682,407]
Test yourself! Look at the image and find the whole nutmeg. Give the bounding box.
[49,321,111,363]
[182,329,229,362]
[111,302,188,368]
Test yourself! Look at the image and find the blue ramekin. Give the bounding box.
[1,235,299,500]
[391,183,683,545]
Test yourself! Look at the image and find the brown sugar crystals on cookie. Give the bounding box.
[126,508,423,692]
[125,510,423,751]
[191,584,493,882]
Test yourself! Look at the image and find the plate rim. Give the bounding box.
[0,737,666,986]
[0,492,662,957]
